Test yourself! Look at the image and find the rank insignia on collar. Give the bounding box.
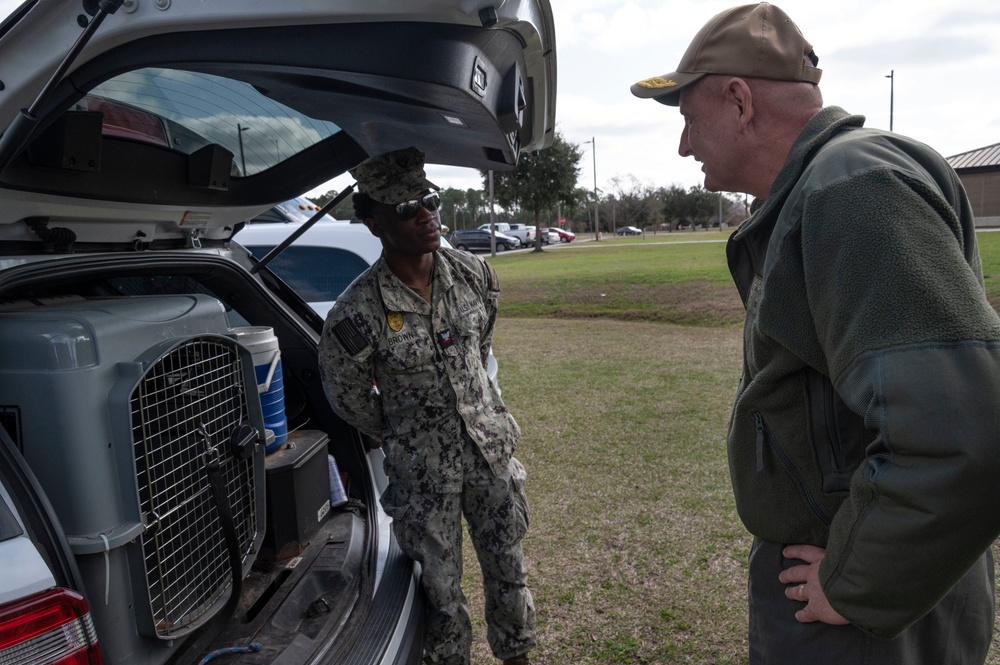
[387,311,404,332]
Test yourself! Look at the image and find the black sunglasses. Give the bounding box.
[394,192,441,219]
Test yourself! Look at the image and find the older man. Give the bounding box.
[633,4,1000,664]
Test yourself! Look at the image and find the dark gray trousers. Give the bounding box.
[748,538,995,665]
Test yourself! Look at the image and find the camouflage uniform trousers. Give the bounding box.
[385,436,536,664]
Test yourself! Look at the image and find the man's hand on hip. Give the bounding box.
[778,544,850,626]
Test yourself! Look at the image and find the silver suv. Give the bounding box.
[0,2,555,664]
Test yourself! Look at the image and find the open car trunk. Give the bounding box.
[0,249,423,665]
[0,2,555,663]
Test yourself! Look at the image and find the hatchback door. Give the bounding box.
[0,0,556,231]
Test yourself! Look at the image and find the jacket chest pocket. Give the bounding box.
[452,304,485,339]
[806,368,866,494]
[380,322,435,372]
[439,298,486,352]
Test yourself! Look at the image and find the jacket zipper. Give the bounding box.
[754,412,832,525]
[821,381,843,470]
[809,369,843,470]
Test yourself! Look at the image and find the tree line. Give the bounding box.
[312,132,749,236]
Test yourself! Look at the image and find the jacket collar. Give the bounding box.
[373,250,454,313]
[734,106,865,240]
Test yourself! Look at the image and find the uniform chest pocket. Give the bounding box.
[451,301,486,340]
[381,324,435,372]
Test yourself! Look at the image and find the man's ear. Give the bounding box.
[363,215,381,238]
[726,78,754,128]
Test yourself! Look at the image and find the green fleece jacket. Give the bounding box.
[726,106,1000,637]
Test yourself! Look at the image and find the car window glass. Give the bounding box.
[0,494,22,542]
[105,274,251,327]
[244,245,369,301]
[82,68,342,177]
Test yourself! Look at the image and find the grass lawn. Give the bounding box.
[457,232,1000,664]
[493,236,742,327]
[975,230,1000,307]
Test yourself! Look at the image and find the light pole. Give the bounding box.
[885,70,894,132]
[584,137,599,240]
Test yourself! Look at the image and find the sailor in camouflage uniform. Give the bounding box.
[318,147,535,665]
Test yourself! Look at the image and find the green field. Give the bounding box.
[458,231,1000,664]
[976,230,1000,305]
[494,235,740,327]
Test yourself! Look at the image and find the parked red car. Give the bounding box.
[542,227,576,242]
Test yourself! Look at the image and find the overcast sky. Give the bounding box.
[4,0,999,200]
[428,0,1000,199]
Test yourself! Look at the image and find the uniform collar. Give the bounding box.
[374,250,454,313]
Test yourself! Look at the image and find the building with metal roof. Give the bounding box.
[947,142,1000,227]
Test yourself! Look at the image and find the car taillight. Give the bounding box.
[0,588,102,665]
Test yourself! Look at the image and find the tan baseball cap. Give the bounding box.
[349,147,439,204]
[630,2,821,106]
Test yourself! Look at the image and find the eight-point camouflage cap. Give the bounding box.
[630,2,822,107]
[349,147,439,204]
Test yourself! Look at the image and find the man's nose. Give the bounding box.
[415,202,435,222]
[678,126,693,158]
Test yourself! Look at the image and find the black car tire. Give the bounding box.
[560,237,569,243]
[497,243,508,252]
[456,244,468,251]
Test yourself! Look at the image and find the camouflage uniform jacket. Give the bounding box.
[319,247,519,493]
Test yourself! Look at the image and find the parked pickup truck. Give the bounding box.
[507,224,537,246]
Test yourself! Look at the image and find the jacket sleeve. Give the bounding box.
[801,167,1000,637]
[319,306,383,440]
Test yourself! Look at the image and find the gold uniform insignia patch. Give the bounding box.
[387,311,404,332]
[635,77,678,89]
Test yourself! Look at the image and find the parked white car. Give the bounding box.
[237,218,384,317]
[539,228,560,244]
[235,216,500,387]
[0,1,554,664]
